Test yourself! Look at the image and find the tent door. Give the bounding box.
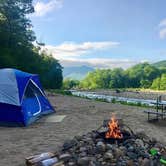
[22,80,42,116]
[32,93,41,116]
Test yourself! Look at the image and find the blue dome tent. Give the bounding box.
[0,68,54,126]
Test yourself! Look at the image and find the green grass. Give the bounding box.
[94,98,109,103]
[47,89,72,96]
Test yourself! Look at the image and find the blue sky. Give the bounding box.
[30,0,166,68]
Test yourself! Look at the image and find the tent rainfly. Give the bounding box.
[0,68,54,126]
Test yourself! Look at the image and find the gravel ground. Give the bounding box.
[0,93,166,166]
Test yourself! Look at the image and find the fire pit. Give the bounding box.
[26,117,166,166]
[95,116,133,144]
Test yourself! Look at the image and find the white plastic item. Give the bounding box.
[40,157,58,166]
[27,152,55,164]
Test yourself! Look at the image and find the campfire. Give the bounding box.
[26,116,166,166]
[105,116,123,139]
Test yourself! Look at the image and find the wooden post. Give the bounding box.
[156,97,159,120]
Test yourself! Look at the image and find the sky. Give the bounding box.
[30,0,166,68]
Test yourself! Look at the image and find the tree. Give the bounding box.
[151,77,161,90]
[80,63,164,90]
[125,63,160,88]
[0,0,35,48]
[0,0,35,68]
[109,68,125,88]
[0,0,63,89]
[63,79,80,89]
[140,80,151,88]
[160,74,166,90]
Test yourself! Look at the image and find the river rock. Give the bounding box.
[79,147,87,152]
[96,141,106,152]
[77,157,92,166]
[106,143,113,150]
[53,161,64,166]
[127,152,138,160]
[135,139,144,147]
[59,153,72,162]
[126,160,134,166]
[113,148,124,158]
[79,152,87,157]
[103,152,114,161]
[68,162,76,166]
[128,146,134,152]
[140,158,150,166]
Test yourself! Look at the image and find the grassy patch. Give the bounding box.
[94,98,109,103]
[47,89,72,96]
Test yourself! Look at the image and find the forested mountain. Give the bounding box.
[153,60,166,69]
[78,62,166,90]
[0,0,63,89]
[63,66,94,80]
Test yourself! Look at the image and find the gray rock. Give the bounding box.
[63,139,77,150]
[68,161,76,166]
[84,137,93,143]
[96,141,106,152]
[119,146,126,151]
[98,157,103,162]
[79,152,87,157]
[101,161,107,165]
[106,143,113,150]
[140,158,150,166]
[53,161,65,166]
[79,147,87,152]
[96,154,102,159]
[74,135,82,141]
[89,160,97,166]
[77,157,91,166]
[59,153,72,162]
[126,160,134,166]
[135,139,144,147]
[113,148,124,158]
[154,143,164,149]
[127,152,138,160]
[103,152,114,161]
[128,146,134,152]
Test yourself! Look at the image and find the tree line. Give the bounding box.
[0,0,63,89]
[63,63,166,90]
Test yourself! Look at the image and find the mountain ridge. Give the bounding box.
[152,60,166,68]
[63,65,94,80]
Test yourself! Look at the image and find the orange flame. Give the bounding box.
[105,116,123,139]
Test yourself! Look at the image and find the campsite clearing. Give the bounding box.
[0,93,166,166]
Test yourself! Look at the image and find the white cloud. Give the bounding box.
[159,19,166,27]
[41,41,120,59]
[158,19,166,39]
[60,58,142,69]
[38,41,144,69]
[159,28,166,39]
[33,0,63,17]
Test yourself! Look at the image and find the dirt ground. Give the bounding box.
[0,94,166,166]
